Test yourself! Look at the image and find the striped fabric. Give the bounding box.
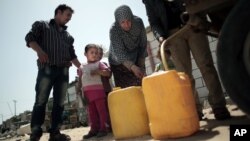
[25,19,77,68]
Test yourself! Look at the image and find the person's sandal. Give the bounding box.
[83,132,97,139]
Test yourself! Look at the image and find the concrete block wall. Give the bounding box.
[145,30,161,75]
[145,27,226,103]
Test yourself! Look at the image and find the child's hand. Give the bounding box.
[90,69,100,76]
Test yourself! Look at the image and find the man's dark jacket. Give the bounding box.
[143,0,184,40]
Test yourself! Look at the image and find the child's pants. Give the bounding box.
[88,98,109,133]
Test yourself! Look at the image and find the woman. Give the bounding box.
[108,5,147,88]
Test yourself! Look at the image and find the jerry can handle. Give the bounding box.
[160,39,169,71]
[160,25,191,71]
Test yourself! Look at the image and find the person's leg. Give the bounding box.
[169,35,203,115]
[88,101,100,133]
[95,98,109,137]
[187,29,230,120]
[50,67,69,131]
[49,67,71,141]
[83,101,99,139]
[30,66,54,140]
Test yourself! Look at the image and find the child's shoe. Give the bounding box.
[96,131,108,138]
[83,132,97,139]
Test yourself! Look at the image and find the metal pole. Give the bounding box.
[0,114,3,123]
[7,102,13,116]
[13,100,17,116]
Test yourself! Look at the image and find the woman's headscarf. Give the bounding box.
[114,5,133,24]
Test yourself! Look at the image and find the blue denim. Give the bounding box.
[30,65,69,135]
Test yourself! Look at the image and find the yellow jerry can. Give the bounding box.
[108,86,150,139]
[142,70,199,139]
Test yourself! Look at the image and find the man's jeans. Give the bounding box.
[31,65,69,135]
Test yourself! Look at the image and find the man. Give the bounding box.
[25,4,81,141]
[142,0,231,120]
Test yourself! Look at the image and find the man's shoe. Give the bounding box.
[49,131,71,141]
[213,106,231,120]
[83,132,97,139]
[28,128,42,141]
[96,131,108,138]
[28,134,41,141]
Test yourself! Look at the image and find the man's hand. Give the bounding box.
[71,58,81,68]
[29,41,49,64]
[159,37,165,45]
[37,50,49,64]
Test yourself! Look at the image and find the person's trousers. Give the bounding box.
[88,98,109,133]
[168,27,227,112]
[30,65,69,136]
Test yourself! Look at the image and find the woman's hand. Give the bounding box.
[131,65,144,79]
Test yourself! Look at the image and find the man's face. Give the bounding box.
[57,9,72,25]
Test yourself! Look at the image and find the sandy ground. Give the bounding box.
[2,100,250,141]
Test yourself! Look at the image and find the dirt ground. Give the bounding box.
[2,99,250,141]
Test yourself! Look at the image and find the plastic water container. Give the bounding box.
[108,86,150,139]
[142,70,199,139]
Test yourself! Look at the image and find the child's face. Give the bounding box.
[97,49,103,61]
[85,47,98,62]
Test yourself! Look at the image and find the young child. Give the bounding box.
[155,48,175,72]
[78,44,110,139]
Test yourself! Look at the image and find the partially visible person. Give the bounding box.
[155,48,175,72]
[108,5,148,88]
[142,0,231,120]
[97,46,112,95]
[25,4,80,141]
[78,44,110,139]
[97,46,112,132]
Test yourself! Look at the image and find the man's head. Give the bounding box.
[54,4,74,26]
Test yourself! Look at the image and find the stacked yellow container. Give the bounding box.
[141,39,199,139]
[142,70,199,139]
